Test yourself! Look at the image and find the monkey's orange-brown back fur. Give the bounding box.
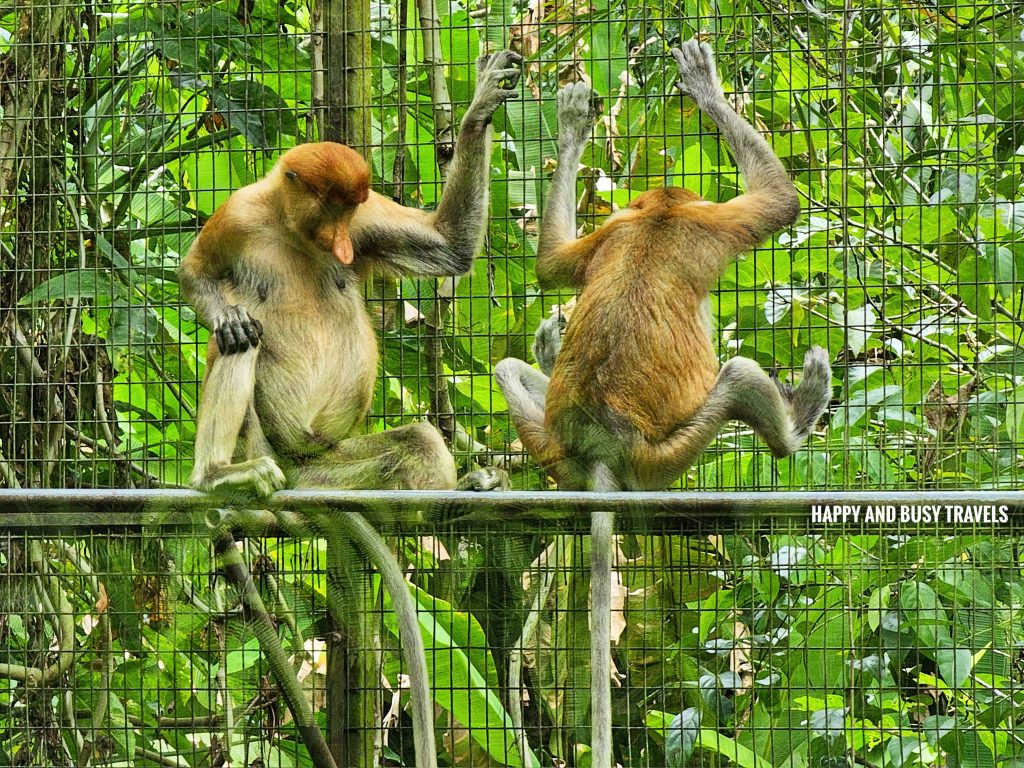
[545,187,761,446]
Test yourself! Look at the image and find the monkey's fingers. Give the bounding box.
[670,40,720,102]
[215,306,263,355]
[558,81,598,118]
[215,321,241,355]
[490,67,524,94]
[243,317,264,348]
[478,49,524,75]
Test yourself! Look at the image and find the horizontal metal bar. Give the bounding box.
[0,488,1019,532]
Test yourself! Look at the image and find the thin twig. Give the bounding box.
[63,424,162,484]
[147,349,197,419]
[416,0,459,441]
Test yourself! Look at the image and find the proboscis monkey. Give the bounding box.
[495,41,831,767]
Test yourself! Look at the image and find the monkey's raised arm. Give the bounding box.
[351,51,522,277]
[535,82,599,289]
[671,41,800,246]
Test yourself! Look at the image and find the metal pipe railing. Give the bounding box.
[0,488,1019,531]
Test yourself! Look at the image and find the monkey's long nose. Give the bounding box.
[333,222,355,264]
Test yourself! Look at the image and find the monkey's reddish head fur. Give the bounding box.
[627,186,701,211]
[279,142,370,207]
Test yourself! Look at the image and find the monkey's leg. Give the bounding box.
[532,310,568,377]
[191,348,286,496]
[494,357,577,480]
[290,422,457,491]
[634,349,832,486]
[494,355,548,437]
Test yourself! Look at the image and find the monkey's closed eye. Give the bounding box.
[285,170,298,181]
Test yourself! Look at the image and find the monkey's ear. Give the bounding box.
[285,170,298,181]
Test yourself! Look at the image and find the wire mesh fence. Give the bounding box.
[1,0,1023,766]
[1,0,1021,491]
[1,495,1021,767]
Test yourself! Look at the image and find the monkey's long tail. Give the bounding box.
[589,462,619,768]
[328,511,439,768]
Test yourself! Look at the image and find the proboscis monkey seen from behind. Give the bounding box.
[495,41,831,767]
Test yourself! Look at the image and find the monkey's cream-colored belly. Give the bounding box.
[253,295,377,458]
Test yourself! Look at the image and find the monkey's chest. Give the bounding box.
[253,292,377,457]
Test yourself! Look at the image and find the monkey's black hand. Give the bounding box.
[466,50,523,125]
[213,305,264,355]
[671,39,723,108]
[557,81,599,152]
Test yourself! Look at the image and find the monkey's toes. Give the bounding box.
[249,457,288,496]
[457,467,510,492]
[801,347,832,380]
[792,347,833,433]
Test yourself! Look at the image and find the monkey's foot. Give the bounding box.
[790,347,833,439]
[456,467,510,492]
[200,456,287,500]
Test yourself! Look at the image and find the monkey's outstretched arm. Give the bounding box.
[351,51,522,276]
[671,40,800,243]
[430,51,522,259]
[536,82,598,288]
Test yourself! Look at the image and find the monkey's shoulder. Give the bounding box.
[203,184,275,234]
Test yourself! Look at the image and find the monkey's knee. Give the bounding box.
[494,357,523,393]
[495,358,548,423]
[393,422,457,490]
[716,357,800,458]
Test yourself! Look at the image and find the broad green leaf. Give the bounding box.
[384,585,540,767]
[665,708,700,767]
[900,581,951,651]
[19,271,121,306]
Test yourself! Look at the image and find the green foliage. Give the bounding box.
[1,0,1023,766]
